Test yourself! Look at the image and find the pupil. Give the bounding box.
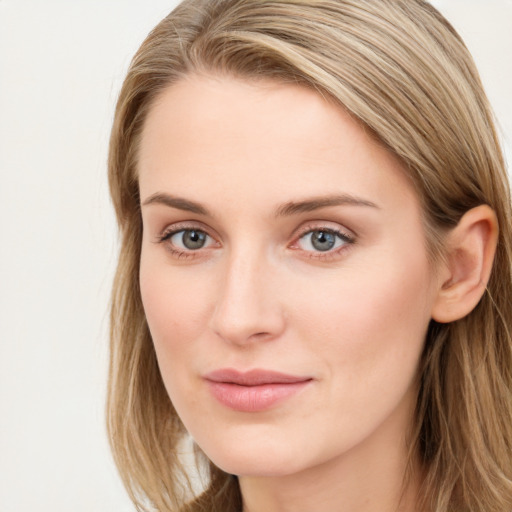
[311,231,335,251]
[183,230,206,250]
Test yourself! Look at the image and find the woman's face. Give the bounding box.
[138,75,440,477]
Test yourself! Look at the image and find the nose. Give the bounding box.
[210,249,286,346]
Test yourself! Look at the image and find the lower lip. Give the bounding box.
[206,381,311,412]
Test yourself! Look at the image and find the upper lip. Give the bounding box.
[204,368,312,386]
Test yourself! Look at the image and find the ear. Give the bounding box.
[431,205,498,323]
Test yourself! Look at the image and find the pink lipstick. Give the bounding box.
[204,369,312,412]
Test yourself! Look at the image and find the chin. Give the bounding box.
[212,455,298,478]
[197,435,311,478]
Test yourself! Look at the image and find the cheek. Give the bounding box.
[293,245,433,388]
[342,266,430,345]
[139,256,216,426]
[139,253,215,361]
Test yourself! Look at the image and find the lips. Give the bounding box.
[204,368,312,412]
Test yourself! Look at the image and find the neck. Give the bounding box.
[240,447,421,512]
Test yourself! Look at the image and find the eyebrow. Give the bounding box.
[275,194,379,217]
[142,192,211,216]
[141,192,379,217]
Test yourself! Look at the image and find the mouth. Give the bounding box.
[203,368,313,412]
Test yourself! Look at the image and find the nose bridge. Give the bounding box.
[211,242,284,345]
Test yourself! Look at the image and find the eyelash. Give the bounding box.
[156,223,216,259]
[290,225,355,260]
[155,223,356,260]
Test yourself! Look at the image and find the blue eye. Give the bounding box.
[298,229,351,252]
[168,229,212,250]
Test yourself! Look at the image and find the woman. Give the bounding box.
[106,1,512,511]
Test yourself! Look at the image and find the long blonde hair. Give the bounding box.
[107,1,512,510]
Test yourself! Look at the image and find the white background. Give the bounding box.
[0,1,510,511]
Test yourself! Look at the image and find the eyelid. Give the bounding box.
[288,221,356,259]
[156,221,217,243]
[290,221,356,244]
[154,221,221,261]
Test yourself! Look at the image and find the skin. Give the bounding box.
[137,74,446,512]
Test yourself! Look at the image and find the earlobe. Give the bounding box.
[431,205,498,323]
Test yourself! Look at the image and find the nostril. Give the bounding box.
[250,331,272,340]
[210,261,286,345]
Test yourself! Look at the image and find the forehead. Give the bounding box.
[138,73,417,215]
